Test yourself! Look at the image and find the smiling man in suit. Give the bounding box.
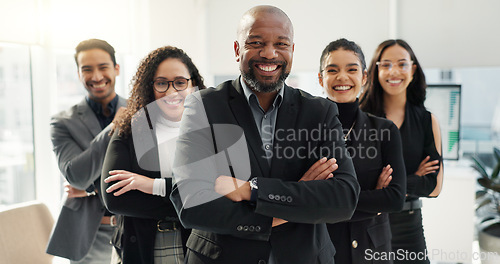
[46,39,126,264]
[171,5,360,264]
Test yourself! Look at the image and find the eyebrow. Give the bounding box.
[154,76,189,80]
[325,63,360,68]
[247,35,291,42]
[81,63,111,69]
[381,59,410,62]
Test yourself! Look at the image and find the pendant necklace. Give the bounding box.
[344,121,356,142]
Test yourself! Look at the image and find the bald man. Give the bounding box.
[171,5,359,264]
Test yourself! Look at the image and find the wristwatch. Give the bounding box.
[250,177,258,190]
[249,177,258,202]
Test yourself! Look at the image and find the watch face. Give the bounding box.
[250,177,258,190]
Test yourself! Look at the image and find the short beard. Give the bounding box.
[241,60,290,93]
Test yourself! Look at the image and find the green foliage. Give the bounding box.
[474,147,500,192]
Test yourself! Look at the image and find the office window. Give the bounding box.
[0,43,35,205]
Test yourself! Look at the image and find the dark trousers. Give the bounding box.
[389,209,429,264]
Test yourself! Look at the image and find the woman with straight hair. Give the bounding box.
[318,38,406,263]
[360,39,443,263]
[101,45,206,263]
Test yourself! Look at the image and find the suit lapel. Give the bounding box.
[76,98,102,137]
[228,80,271,177]
[269,86,297,179]
[76,96,127,138]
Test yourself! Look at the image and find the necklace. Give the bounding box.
[344,121,356,142]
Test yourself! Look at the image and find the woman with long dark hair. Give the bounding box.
[360,39,443,263]
[318,38,407,263]
[101,46,206,263]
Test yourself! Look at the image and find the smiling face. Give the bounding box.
[77,48,119,104]
[378,44,416,98]
[319,49,367,103]
[153,58,194,122]
[234,10,294,93]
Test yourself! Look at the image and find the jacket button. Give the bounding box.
[237,225,243,231]
[255,226,261,232]
[268,194,274,200]
[243,225,249,231]
[249,225,255,232]
[280,196,286,202]
[287,196,292,202]
[352,240,358,248]
[258,260,267,264]
[275,195,281,201]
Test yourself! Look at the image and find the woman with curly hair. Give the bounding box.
[101,45,206,263]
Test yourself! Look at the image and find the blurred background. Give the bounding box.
[0,0,499,263]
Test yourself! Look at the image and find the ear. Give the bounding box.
[362,69,368,86]
[411,63,417,76]
[115,64,120,76]
[318,72,323,87]
[234,41,240,62]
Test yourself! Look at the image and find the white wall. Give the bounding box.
[144,0,500,77]
[399,0,500,69]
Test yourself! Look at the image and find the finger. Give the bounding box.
[114,183,134,196]
[326,173,333,179]
[105,173,134,183]
[383,175,393,187]
[423,166,440,174]
[419,156,430,166]
[312,159,337,177]
[106,178,133,193]
[109,170,132,175]
[303,157,328,178]
[314,164,338,180]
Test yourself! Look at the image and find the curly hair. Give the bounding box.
[360,39,427,116]
[114,46,206,137]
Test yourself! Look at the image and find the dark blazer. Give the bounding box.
[327,110,406,264]
[46,96,127,261]
[170,79,360,264]
[101,105,190,264]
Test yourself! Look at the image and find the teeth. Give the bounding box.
[165,99,182,105]
[388,80,402,84]
[334,86,351,91]
[93,83,106,89]
[258,65,278,72]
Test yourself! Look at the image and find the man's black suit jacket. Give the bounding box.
[171,78,360,264]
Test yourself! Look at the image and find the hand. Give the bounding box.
[376,165,393,189]
[104,170,154,196]
[299,157,337,181]
[272,217,288,227]
[64,182,88,198]
[414,156,440,176]
[214,176,250,202]
[112,107,127,123]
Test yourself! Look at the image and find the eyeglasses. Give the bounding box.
[152,77,191,93]
[376,61,413,72]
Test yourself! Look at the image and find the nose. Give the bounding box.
[388,66,401,75]
[91,69,104,82]
[336,70,349,81]
[260,44,277,59]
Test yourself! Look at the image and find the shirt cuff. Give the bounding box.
[153,178,166,197]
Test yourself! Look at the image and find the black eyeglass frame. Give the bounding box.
[152,77,191,93]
